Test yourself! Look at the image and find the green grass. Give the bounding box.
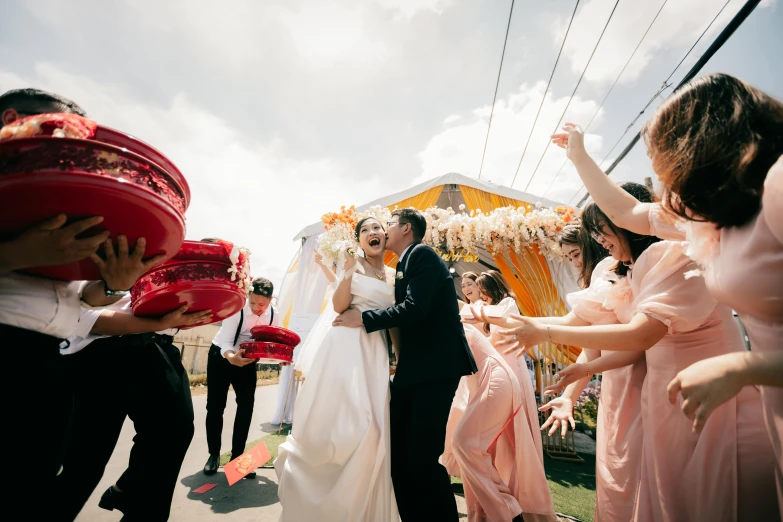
[450,452,595,522]
[574,408,597,438]
[545,453,596,522]
[219,427,291,467]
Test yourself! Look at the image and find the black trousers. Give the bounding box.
[3,324,70,519]
[391,376,461,522]
[55,334,194,522]
[205,344,257,457]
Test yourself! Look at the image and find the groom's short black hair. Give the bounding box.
[393,208,426,244]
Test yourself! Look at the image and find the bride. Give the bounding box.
[275,217,399,522]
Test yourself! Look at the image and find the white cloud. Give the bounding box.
[274,3,389,68]
[24,0,391,73]
[0,64,384,288]
[553,0,772,85]
[414,81,604,203]
[374,0,452,20]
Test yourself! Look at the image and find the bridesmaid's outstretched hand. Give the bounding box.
[539,397,576,438]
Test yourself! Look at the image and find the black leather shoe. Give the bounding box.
[244,471,257,479]
[203,454,220,475]
[98,485,127,513]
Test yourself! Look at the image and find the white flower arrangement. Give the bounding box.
[227,245,253,291]
[316,202,576,267]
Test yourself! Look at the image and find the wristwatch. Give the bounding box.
[103,281,130,297]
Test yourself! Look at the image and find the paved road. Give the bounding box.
[76,385,286,521]
[75,384,471,521]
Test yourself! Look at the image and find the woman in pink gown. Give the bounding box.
[475,271,533,391]
[539,221,646,522]
[550,73,783,511]
[441,272,485,482]
[442,323,557,522]
[488,198,778,521]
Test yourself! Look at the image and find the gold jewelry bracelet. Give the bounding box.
[545,325,553,344]
[585,363,591,378]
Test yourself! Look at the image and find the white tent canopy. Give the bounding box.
[293,172,565,241]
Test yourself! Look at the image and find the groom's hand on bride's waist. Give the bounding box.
[332,308,363,328]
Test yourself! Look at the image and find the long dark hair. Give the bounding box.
[642,73,783,229]
[559,222,608,289]
[476,270,515,305]
[475,270,514,334]
[582,182,659,277]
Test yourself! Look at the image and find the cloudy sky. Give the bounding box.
[2,0,780,287]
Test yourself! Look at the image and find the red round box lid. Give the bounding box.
[93,126,190,209]
[250,325,301,347]
[0,136,188,281]
[131,240,250,328]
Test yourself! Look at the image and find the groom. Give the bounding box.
[333,208,477,521]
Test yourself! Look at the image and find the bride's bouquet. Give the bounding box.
[317,205,392,268]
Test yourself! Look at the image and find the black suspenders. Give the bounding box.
[232,307,274,347]
[233,309,244,346]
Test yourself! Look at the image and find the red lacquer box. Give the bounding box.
[130,240,249,328]
[0,117,189,280]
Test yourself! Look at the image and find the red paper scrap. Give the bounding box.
[192,483,218,494]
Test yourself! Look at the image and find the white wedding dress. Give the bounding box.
[275,269,399,522]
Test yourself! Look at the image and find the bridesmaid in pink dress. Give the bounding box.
[539,222,646,522]
[486,196,778,521]
[443,323,557,522]
[551,73,783,511]
[475,271,532,391]
[441,272,485,482]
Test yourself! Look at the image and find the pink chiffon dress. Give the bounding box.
[648,155,783,511]
[568,256,647,522]
[441,325,556,522]
[580,241,777,521]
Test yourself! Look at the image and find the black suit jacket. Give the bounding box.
[362,244,477,387]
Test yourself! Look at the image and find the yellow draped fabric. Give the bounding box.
[383,186,443,268]
[459,186,534,215]
[459,185,579,364]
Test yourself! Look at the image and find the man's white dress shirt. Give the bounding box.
[212,302,281,356]
[62,295,178,355]
[0,272,87,338]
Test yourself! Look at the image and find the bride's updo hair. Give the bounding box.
[353,218,386,257]
[354,217,385,241]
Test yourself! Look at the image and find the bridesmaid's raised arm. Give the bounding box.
[552,123,652,235]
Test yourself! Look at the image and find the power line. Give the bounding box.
[478,0,516,180]
[508,0,580,188]
[574,0,753,207]
[541,0,670,198]
[522,0,621,193]
[598,0,730,169]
